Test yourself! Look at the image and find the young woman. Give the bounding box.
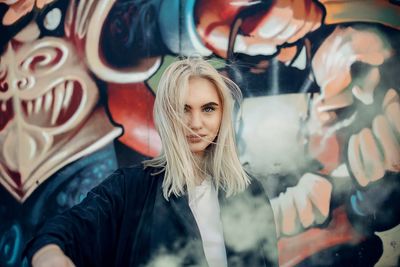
[25,58,278,267]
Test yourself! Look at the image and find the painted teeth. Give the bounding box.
[44,90,52,111]
[63,81,73,109]
[51,82,65,125]
[1,101,6,112]
[22,80,76,124]
[27,100,33,115]
[34,95,43,114]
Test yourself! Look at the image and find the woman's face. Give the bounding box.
[184,77,223,157]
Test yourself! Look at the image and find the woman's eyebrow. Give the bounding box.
[184,102,219,109]
[201,102,219,108]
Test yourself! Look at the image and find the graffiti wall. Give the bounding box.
[0,0,399,266]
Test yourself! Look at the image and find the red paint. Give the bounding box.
[4,167,22,197]
[195,0,243,56]
[278,207,364,267]
[107,82,161,157]
[0,69,8,93]
[10,39,23,51]
[240,9,268,35]
[0,98,13,131]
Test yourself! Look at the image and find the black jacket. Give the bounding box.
[25,164,278,266]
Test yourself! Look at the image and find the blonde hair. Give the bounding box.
[143,57,250,199]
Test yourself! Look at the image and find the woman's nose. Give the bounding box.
[189,112,202,129]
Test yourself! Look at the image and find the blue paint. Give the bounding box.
[0,224,21,265]
[29,143,118,225]
[57,192,67,206]
[350,194,366,216]
[356,190,364,201]
[21,257,28,267]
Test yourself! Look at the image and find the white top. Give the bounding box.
[188,178,228,267]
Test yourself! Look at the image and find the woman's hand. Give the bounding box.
[32,244,76,267]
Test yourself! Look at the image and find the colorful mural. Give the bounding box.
[0,0,399,266]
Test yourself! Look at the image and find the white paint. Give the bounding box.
[44,8,62,31]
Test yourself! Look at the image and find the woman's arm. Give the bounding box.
[25,169,127,267]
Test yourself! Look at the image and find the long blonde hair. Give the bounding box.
[143,57,250,199]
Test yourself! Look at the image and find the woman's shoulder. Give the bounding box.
[120,162,163,176]
[116,162,164,188]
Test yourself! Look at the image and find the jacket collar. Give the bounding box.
[169,192,202,239]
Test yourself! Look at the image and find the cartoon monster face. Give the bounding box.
[0,35,99,201]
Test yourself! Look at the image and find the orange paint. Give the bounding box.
[309,132,340,174]
[277,46,298,63]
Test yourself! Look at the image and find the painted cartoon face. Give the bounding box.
[184,77,222,157]
[0,35,101,201]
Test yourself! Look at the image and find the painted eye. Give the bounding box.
[44,8,62,31]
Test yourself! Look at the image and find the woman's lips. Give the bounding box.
[187,135,206,143]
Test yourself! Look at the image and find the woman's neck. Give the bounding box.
[193,154,207,185]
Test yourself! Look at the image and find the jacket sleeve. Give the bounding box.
[24,169,127,267]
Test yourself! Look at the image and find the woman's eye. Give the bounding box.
[203,107,215,112]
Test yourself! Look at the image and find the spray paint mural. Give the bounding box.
[0,0,399,266]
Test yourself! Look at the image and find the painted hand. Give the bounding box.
[195,0,322,57]
[310,26,392,130]
[271,173,332,237]
[348,89,400,186]
[234,0,323,56]
[309,25,399,186]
